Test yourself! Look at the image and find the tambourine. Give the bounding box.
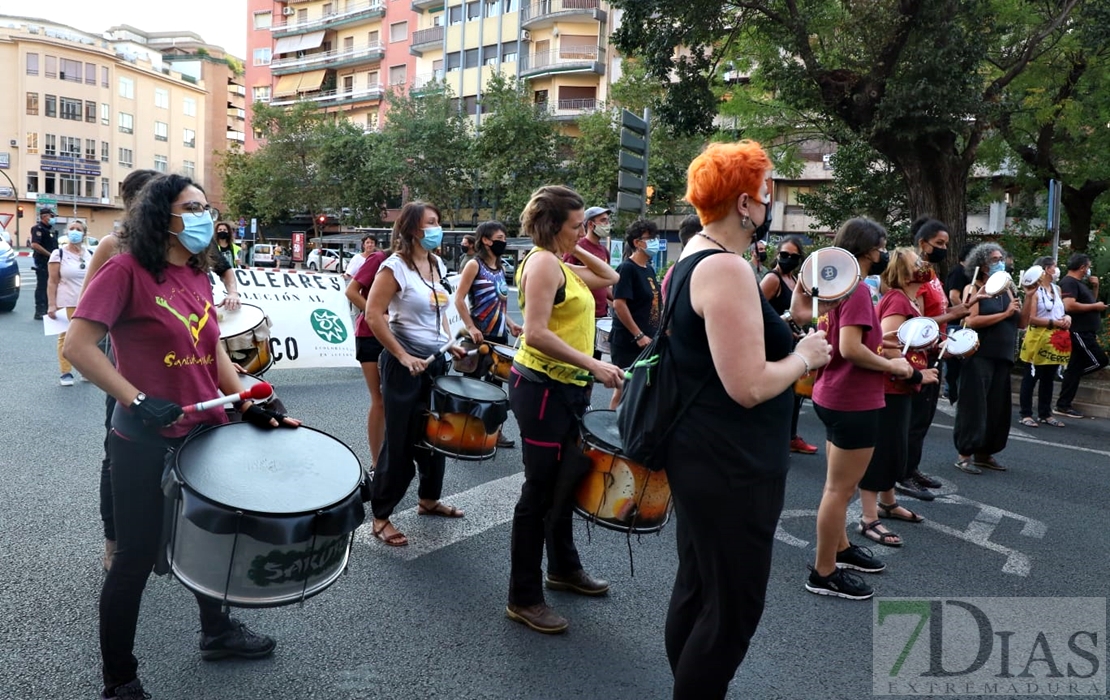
[897,317,940,354]
[984,270,1013,297]
[798,246,862,320]
[1019,265,1044,288]
[939,328,980,359]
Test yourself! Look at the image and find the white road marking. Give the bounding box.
[934,401,1036,438]
[928,423,1110,457]
[354,472,524,561]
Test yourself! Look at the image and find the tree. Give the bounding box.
[474,72,567,229]
[568,109,620,210]
[612,0,1082,260]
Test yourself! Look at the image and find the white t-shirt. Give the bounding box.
[345,253,366,279]
[1034,283,1066,321]
[380,253,450,352]
[48,245,90,308]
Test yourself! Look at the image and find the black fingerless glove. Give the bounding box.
[242,403,290,430]
[905,369,923,385]
[134,397,184,428]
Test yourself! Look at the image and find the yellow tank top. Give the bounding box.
[515,247,595,386]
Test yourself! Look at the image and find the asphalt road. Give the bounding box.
[2,258,1109,699]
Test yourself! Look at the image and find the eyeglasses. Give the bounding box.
[176,202,217,220]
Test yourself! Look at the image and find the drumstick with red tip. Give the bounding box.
[182,381,274,414]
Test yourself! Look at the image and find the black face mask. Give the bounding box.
[753,206,773,242]
[778,253,800,274]
[1005,264,1015,274]
[757,251,767,263]
[489,240,507,256]
[926,246,947,264]
[870,250,890,276]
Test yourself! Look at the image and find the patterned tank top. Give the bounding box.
[515,247,595,386]
[467,257,509,339]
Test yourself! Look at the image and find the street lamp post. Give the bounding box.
[68,149,79,217]
[0,168,19,246]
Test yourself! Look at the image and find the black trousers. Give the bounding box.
[1057,331,1109,409]
[1019,363,1059,419]
[101,393,116,541]
[34,262,48,312]
[369,349,446,520]
[953,356,1012,457]
[790,394,804,438]
[906,380,939,474]
[665,467,787,700]
[102,432,228,690]
[860,393,912,492]
[507,370,588,607]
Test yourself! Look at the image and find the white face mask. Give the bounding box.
[593,223,611,237]
[1051,267,1061,282]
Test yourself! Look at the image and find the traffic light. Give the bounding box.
[317,214,326,226]
[16,205,23,218]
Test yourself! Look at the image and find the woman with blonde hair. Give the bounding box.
[47,218,91,386]
[662,141,831,699]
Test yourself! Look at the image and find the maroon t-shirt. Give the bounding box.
[878,291,929,395]
[75,254,228,438]
[813,283,885,411]
[353,250,388,338]
[563,236,610,318]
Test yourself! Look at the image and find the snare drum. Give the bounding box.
[794,370,816,398]
[595,319,613,356]
[487,343,517,384]
[574,410,672,534]
[166,423,365,608]
[797,247,862,303]
[422,376,509,460]
[943,328,980,358]
[897,317,941,351]
[219,304,274,375]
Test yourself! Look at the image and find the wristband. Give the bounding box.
[633,332,646,342]
[790,352,811,376]
[906,369,923,385]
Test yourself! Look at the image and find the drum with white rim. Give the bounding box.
[942,328,980,359]
[595,318,613,356]
[166,422,365,608]
[984,270,1013,297]
[897,317,941,351]
[796,247,861,303]
[219,303,274,375]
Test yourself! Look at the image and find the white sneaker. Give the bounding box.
[59,373,75,386]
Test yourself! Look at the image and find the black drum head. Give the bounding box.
[580,409,623,455]
[434,375,508,402]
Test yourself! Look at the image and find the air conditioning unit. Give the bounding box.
[283,7,296,15]
[521,30,531,42]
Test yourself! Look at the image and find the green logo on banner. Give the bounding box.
[310,308,348,344]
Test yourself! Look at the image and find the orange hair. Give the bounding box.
[684,141,772,225]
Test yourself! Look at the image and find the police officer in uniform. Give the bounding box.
[30,207,59,319]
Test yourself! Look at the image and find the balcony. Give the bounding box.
[519,46,605,78]
[271,0,385,37]
[520,0,606,29]
[411,0,445,12]
[410,25,444,56]
[269,84,384,108]
[545,97,598,120]
[271,42,385,75]
[411,71,446,94]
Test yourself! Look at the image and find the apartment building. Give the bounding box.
[0,15,207,241]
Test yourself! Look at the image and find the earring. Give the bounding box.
[741,215,752,228]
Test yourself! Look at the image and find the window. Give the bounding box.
[100,103,110,125]
[45,55,57,78]
[323,2,333,14]
[448,5,462,24]
[464,48,479,69]
[342,75,354,93]
[388,65,407,86]
[446,52,461,72]
[253,85,271,102]
[253,47,272,66]
[85,62,96,85]
[183,160,195,179]
[60,97,82,121]
[154,155,168,173]
[482,44,497,67]
[44,173,56,195]
[183,128,196,148]
[368,70,379,88]
[485,0,501,16]
[26,92,38,115]
[27,172,39,194]
[463,95,478,115]
[155,88,169,109]
[389,22,407,42]
[26,52,39,75]
[45,94,57,118]
[154,121,168,141]
[502,0,517,11]
[85,139,96,160]
[119,77,134,99]
[101,178,110,200]
[101,66,109,87]
[61,136,82,156]
[253,11,272,29]
[85,100,96,123]
[183,98,197,117]
[45,134,57,156]
[101,141,109,162]
[466,1,481,20]
[560,35,596,58]
[119,147,133,168]
[85,176,96,198]
[344,36,354,51]
[368,30,379,45]
[26,133,38,155]
[118,112,134,134]
[59,174,78,197]
[367,112,379,131]
[61,58,81,82]
[502,41,518,63]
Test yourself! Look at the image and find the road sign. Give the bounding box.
[617,108,650,215]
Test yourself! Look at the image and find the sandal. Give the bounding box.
[878,501,924,523]
[973,455,1008,472]
[417,501,465,518]
[372,521,408,547]
[1039,417,1065,427]
[859,519,902,547]
[954,458,982,475]
[1019,416,1039,427]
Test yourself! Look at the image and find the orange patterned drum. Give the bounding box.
[421,376,509,461]
[794,370,816,398]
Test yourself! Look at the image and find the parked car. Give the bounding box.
[501,256,517,284]
[85,235,99,255]
[252,244,278,268]
[307,248,342,272]
[0,238,21,312]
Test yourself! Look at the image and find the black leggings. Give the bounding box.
[101,432,228,690]
[507,369,589,607]
[860,394,911,492]
[906,380,939,474]
[1019,363,1058,420]
[101,393,116,541]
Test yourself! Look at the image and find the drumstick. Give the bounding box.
[424,339,458,363]
[182,381,274,414]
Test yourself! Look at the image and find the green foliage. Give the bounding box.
[225,55,245,77]
[568,109,620,209]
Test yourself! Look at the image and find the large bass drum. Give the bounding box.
[165,423,365,608]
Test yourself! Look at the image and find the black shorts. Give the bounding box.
[812,404,881,450]
[355,336,385,364]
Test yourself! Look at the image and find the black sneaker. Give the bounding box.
[1054,406,1084,418]
[835,543,886,573]
[199,618,276,661]
[894,479,935,501]
[805,566,874,600]
[910,470,943,489]
[101,679,151,699]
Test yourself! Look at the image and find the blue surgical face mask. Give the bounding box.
[170,212,215,255]
[48,217,57,226]
[420,226,443,251]
[989,261,1006,275]
[644,238,662,254]
[67,230,84,244]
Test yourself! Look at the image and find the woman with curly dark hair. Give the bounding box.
[64,174,298,700]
